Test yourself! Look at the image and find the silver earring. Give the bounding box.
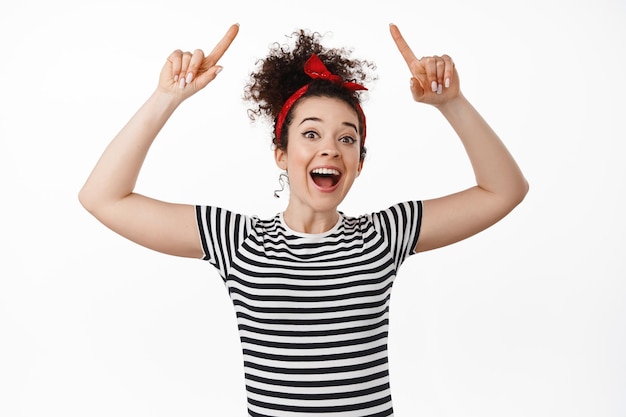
[273,171,289,198]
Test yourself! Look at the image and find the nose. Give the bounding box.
[320,138,340,158]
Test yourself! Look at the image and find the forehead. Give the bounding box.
[291,96,359,123]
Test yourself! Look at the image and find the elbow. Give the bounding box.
[77,187,91,213]
[511,177,530,207]
[520,176,530,201]
[78,184,98,215]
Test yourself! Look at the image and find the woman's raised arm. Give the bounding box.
[78,24,239,258]
[389,23,529,253]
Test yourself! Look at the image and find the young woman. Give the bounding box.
[79,23,528,417]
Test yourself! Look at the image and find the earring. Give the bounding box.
[273,171,289,198]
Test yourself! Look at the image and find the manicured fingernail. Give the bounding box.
[437,84,443,95]
[431,81,437,92]
[445,78,450,88]
[186,72,193,84]
[179,77,186,89]
[215,66,223,75]
[174,74,179,82]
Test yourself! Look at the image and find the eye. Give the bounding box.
[303,130,319,139]
[339,135,356,144]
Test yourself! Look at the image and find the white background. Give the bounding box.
[1,0,625,416]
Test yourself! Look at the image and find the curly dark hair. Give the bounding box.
[243,29,377,160]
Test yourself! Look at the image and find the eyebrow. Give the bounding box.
[298,117,358,133]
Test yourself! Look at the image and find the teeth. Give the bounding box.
[311,168,340,176]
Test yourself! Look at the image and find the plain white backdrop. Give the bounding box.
[1,0,625,416]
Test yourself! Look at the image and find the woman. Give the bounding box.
[79,23,528,416]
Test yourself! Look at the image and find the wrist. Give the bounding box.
[149,89,183,113]
[435,91,470,117]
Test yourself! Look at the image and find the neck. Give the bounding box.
[282,206,340,234]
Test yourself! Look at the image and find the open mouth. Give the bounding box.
[310,167,341,189]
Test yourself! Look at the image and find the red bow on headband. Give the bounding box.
[274,54,368,146]
[304,54,368,93]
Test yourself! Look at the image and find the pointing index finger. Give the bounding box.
[389,23,418,67]
[203,23,240,68]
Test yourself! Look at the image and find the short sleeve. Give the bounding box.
[195,205,251,281]
[370,200,422,271]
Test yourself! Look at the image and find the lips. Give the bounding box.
[310,167,342,191]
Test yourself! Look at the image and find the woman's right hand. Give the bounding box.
[79,23,240,259]
[157,23,239,101]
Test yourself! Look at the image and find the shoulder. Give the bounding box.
[352,201,423,225]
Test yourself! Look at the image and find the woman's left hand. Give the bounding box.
[389,23,460,106]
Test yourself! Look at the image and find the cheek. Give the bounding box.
[286,147,310,168]
[284,157,306,182]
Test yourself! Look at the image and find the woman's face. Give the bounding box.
[274,96,364,214]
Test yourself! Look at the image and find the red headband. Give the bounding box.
[274,53,368,147]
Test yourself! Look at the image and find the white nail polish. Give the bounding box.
[431,81,437,92]
[186,72,193,84]
[437,84,443,95]
[174,74,179,82]
[445,78,450,88]
[179,77,186,89]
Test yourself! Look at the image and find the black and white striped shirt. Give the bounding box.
[196,201,422,417]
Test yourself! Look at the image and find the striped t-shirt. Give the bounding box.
[196,201,422,417]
